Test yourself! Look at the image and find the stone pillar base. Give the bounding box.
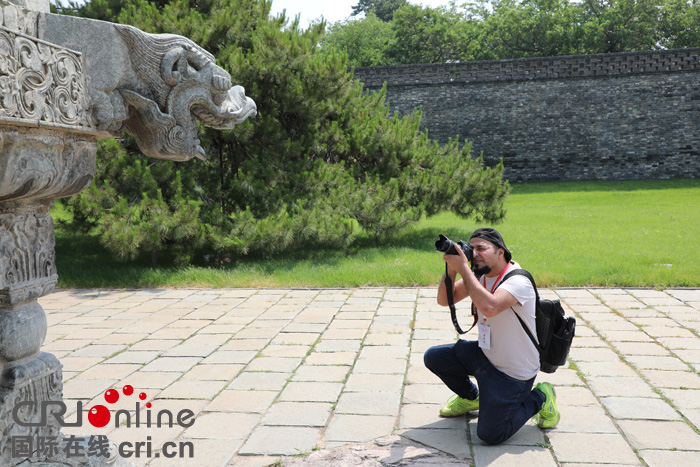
[0,352,133,466]
[0,352,62,465]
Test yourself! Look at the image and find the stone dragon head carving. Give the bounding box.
[38,14,257,162]
[108,24,256,162]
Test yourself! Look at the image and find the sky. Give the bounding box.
[269,0,456,28]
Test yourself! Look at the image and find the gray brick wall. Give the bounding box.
[354,49,700,182]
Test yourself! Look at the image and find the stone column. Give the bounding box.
[0,199,63,462]
[0,126,99,465]
[0,2,105,463]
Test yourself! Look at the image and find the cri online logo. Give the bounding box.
[13,385,195,429]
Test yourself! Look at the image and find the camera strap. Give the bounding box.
[445,263,512,335]
[444,264,477,334]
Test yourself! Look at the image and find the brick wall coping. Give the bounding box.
[353,48,700,87]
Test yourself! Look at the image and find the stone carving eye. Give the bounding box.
[175,59,187,80]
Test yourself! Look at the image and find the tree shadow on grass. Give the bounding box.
[55,232,179,288]
[54,215,478,288]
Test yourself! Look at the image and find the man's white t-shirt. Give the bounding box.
[477,262,539,381]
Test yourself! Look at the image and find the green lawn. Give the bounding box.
[53,179,700,289]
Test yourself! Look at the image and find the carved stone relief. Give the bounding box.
[0,203,58,306]
[0,127,97,203]
[0,25,91,130]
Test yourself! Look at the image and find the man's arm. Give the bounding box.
[459,271,519,317]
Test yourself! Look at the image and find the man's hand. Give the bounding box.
[443,244,472,279]
[437,245,472,306]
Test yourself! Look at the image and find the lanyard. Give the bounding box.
[473,262,512,323]
[483,262,512,293]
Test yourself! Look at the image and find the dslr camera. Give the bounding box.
[435,234,474,263]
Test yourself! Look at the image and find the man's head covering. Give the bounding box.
[470,228,512,262]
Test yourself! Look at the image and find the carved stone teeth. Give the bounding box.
[193,109,218,126]
[195,145,207,161]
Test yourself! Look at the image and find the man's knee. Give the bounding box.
[477,424,510,445]
[423,345,454,371]
[423,345,443,371]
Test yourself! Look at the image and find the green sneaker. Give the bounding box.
[439,394,479,417]
[532,382,560,428]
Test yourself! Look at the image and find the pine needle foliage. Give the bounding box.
[59,0,509,265]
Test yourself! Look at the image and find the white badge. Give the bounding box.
[478,322,491,350]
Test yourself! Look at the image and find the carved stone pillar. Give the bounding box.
[0,126,99,462]
[0,5,103,463]
[0,199,63,463]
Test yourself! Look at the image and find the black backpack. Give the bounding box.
[497,269,576,373]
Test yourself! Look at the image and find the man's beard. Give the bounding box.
[473,265,491,276]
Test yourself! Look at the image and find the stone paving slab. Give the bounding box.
[38,287,700,466]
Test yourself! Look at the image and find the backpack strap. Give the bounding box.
[500,269,540,303]
[496,269,543,354]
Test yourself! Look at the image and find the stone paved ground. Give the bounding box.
[39,287,700,466]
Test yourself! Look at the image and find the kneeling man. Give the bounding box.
[424,228,559,445]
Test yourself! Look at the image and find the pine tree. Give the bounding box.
[67,139,205,265]
[62,0,509,264]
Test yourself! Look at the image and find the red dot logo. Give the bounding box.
[88,405,111,428]
[104,389,119,404]
[85,385,152,428]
